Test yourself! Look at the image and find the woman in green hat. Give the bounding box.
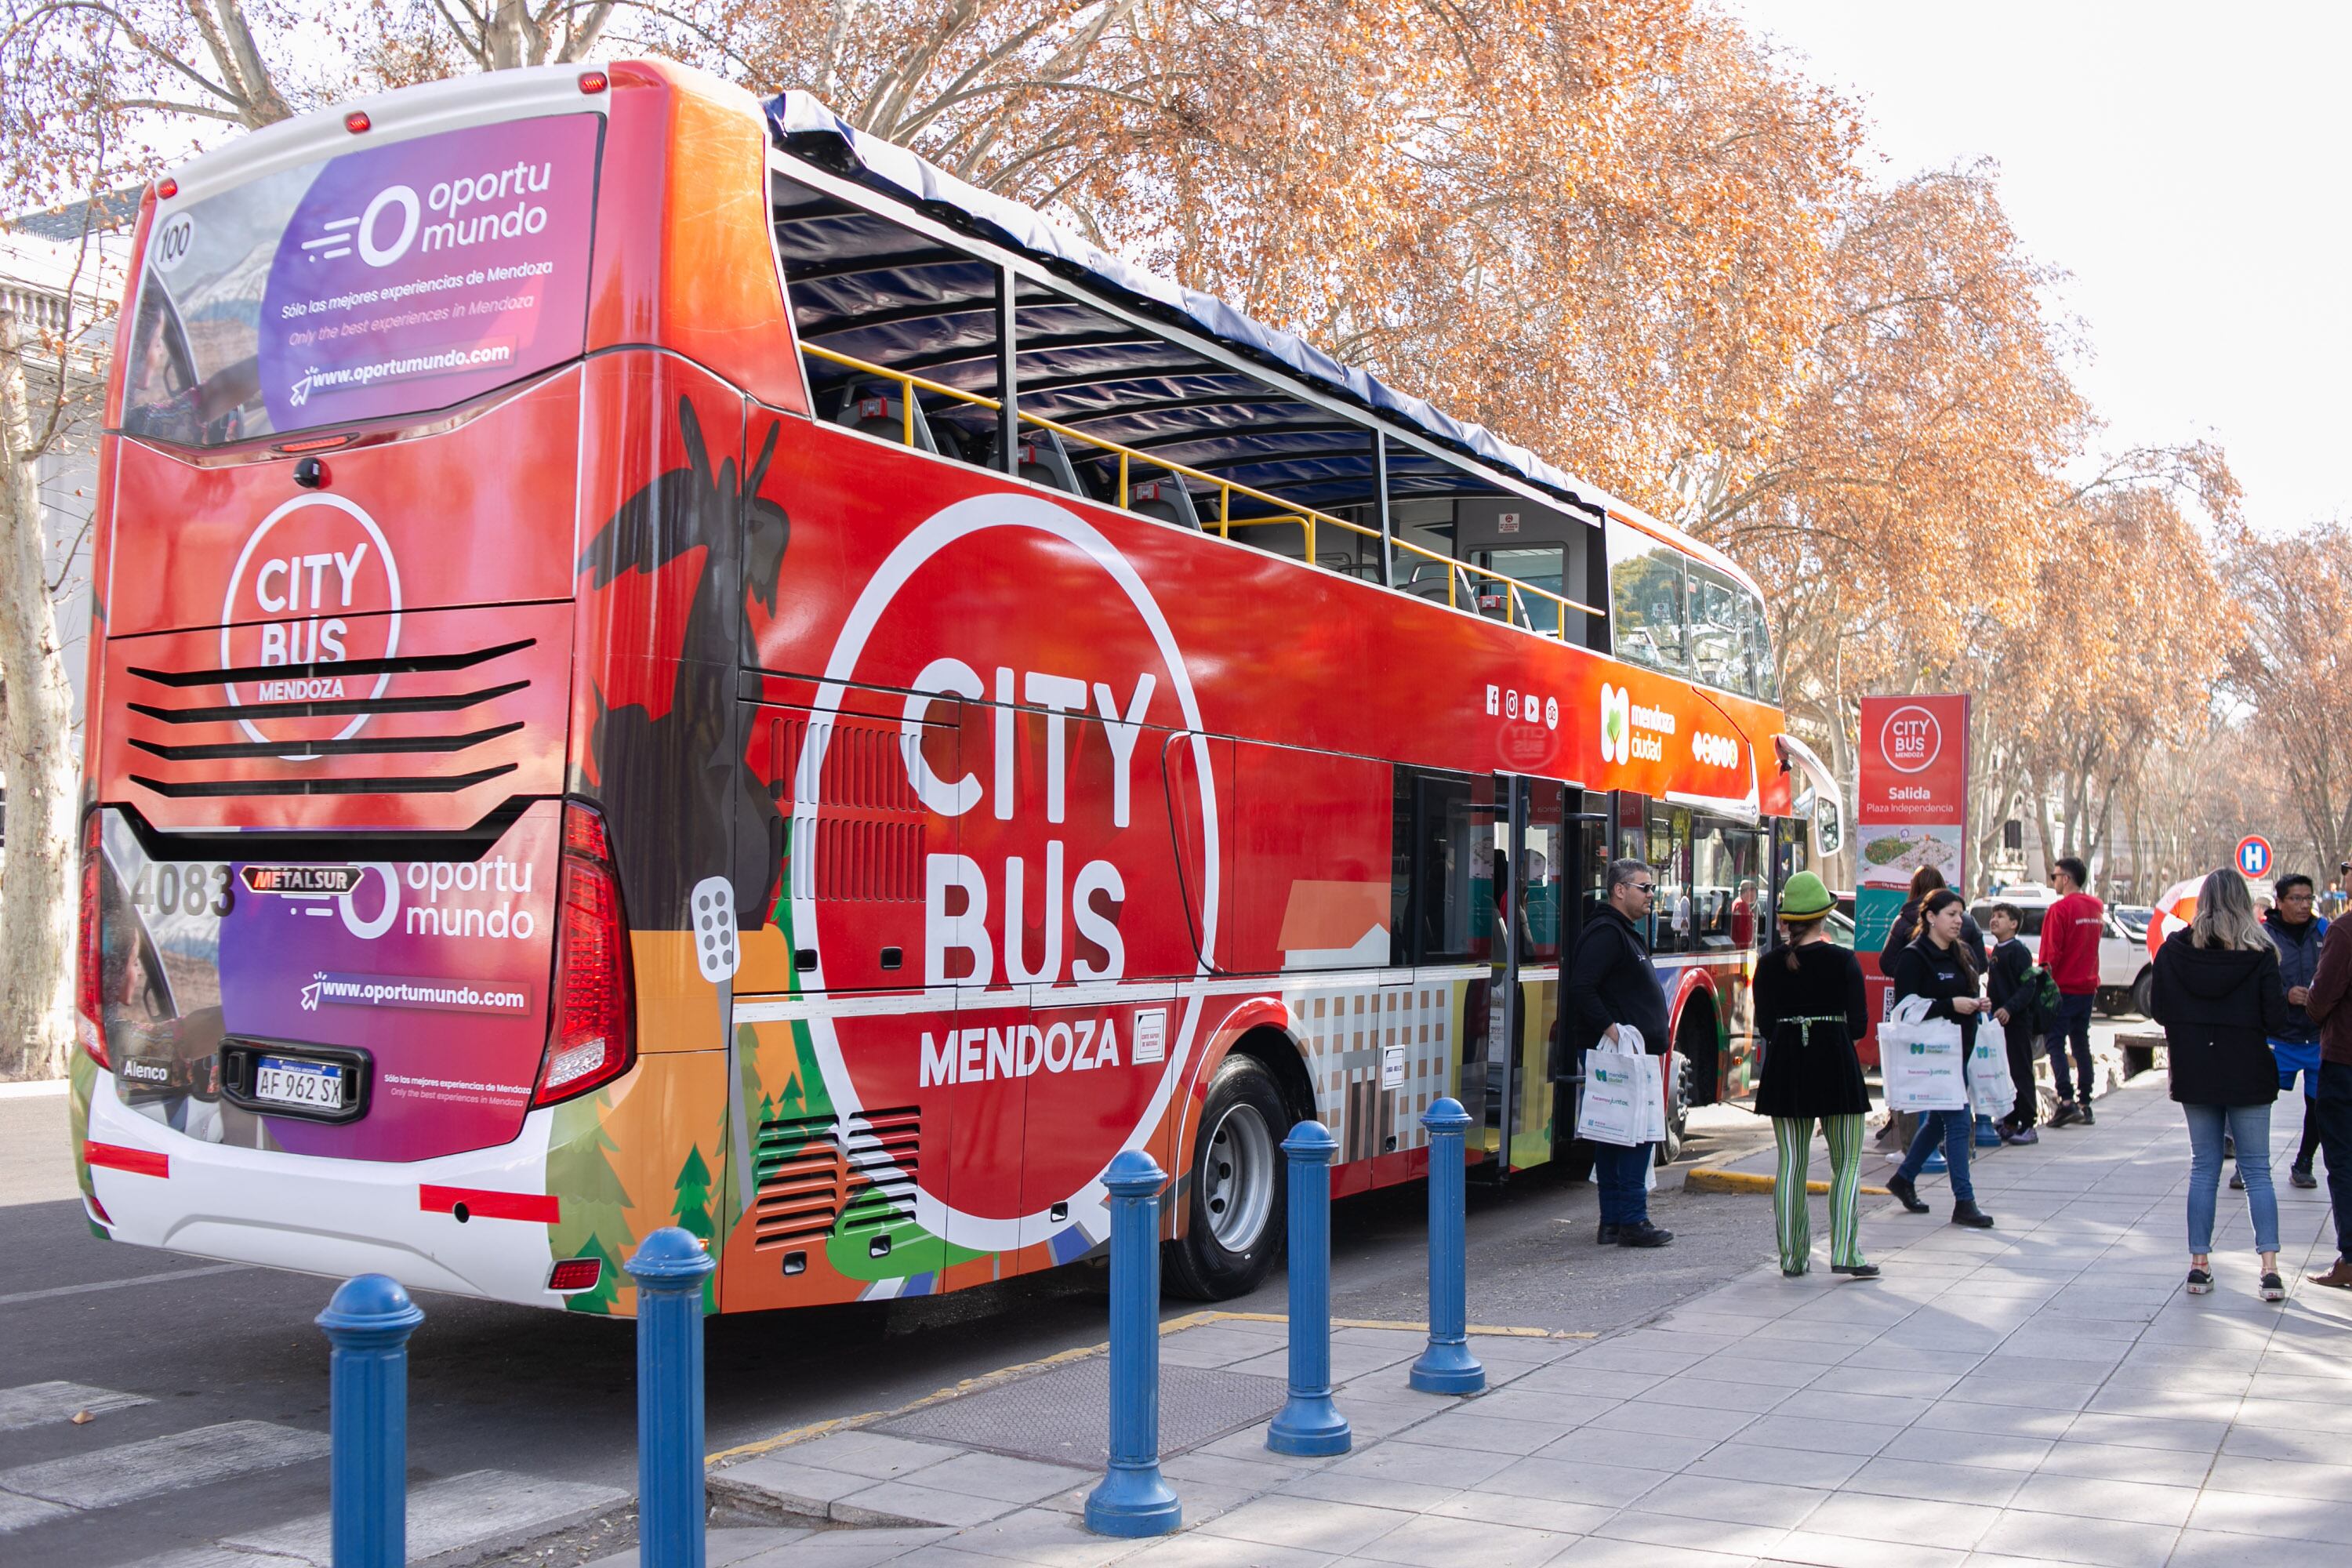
[1751,871,1878,1278]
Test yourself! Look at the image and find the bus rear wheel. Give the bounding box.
[1164,1054,1288,1300]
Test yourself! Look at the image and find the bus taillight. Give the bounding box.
[532,802,635,1105]
[75,815,108,1070]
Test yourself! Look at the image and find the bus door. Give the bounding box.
[1479,775,1572,1173]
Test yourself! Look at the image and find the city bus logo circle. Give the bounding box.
[803,492,1218,1252]
[1879,704,1941,775]
[218,494,403,755]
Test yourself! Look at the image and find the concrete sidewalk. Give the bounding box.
[625,1073,2349,1568]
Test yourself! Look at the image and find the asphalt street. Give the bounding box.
[0,1087,1784,1567]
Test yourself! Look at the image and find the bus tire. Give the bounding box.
[1164,1054,1288,1301]
[1657,1044,1695,1167]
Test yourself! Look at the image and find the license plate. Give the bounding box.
[253,1056,346,1110]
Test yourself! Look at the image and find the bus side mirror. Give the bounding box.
[1813,795,1845,859]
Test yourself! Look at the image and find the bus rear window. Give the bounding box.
[120,112,601,447]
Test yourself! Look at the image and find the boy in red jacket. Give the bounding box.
[2042,856,2105,1127]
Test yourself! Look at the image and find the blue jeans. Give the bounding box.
[2184,1102,2278,1254]
[1896,1110,1975,1203]
[2049,992,2096,1103]
[1595,1140,1652,1225]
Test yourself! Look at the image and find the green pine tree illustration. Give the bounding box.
[546,1090,634,1316]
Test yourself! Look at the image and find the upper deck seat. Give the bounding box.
[1128,477,1204,531]
[836,382,941,455]
[982,427,1091,497]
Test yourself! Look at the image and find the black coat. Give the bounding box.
[1890,935,1984,1052]
[2263,911,2326,1044]
[1565,906,1670,1058]
[1987,937,2041,1034]
[1751,941,1871,1118]
[2151,932,2289,1107]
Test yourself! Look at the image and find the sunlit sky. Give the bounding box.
[1730,1,2349,533]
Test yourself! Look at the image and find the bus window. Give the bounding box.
[1647,803,1694,956]
[1607,517,1687,674]
[1396,769,1493,964]
[1687,561,1775,701]
[119,112,603,446]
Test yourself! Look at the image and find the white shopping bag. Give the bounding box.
[1878,995,1969,1112]
[1638,1051,1672,1144]
[1576,1049,1642,1145]
[1968,1032,2016,1119]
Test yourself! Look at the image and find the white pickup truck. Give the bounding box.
[1968,887,2151,1018]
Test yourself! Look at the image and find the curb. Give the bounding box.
[704,1309,1595,1470]
[1683,1168,1893,1197]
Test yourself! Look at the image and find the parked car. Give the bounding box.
[1969,886,2151,1018]
[2113,904,2152,942]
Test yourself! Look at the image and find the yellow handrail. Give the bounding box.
[800,343,1604,639]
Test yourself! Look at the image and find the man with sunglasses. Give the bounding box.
[1566,858,1675,1247]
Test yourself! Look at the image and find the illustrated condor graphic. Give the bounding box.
[576,396,789,938]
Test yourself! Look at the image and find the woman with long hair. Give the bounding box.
[1751,872,1876,1278]
[1878,866,1986,975]
[2152,869,2290,1301]
[1886,888,1997,1228]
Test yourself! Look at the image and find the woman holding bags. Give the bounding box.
[1886,888,1998,1229]
[1752,872,1878,1278]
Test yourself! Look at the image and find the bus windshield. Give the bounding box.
[119,111,603,446]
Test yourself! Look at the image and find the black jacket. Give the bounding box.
[1890,935,1984,1051]
[1879,903,1986,978]
[2152,931,2289,1106]
[1987,937,2040,1033]
[2263,910,2326,1044]
[1751,941,1871,1118]
[1566,906,1670,1058]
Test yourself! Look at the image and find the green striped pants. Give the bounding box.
[1773,1114,1867,1272]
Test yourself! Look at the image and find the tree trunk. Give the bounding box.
[0,310,78,1080]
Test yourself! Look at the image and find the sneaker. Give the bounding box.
[2261,1272,2287,1302]
[1830,1261,1882,1279]
[2050,1102,2081,1129]
[1615,1221,1675,1247]
[1886,1174,1930,1214]
[2230,1169,2246,1191]
[1595,1223,1621,1246]
[2186,1267,2213,1295]
[2292,1164,2319,1189]
[2078,1103,2096,1126]
[2003,1127,2039,1145]
[1951,1201,1996,1229]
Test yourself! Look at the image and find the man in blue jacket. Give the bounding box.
[1566,858,1675,1248]
[2260,874,2328,1189]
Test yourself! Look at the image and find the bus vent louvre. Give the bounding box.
[750,1105,920,1249]
[773,714,928,904]
[117,637,537,803]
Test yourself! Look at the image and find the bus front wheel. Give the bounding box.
[1164,1054,1288,1300]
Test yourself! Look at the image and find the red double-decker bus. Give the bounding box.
[72,60,1833,1315]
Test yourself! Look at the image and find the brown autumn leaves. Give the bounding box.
[0,0,2316,892]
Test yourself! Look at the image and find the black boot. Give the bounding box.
[1951,1200,1996,1229]
[1886,1174,1930,1214]
[1595,1222,1621,1245]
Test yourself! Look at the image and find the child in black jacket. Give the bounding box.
[1986,902,2043,1144]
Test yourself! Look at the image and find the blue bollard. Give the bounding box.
[1410,1098,1485,1395]
[1084,1149,1181,1537]
[1268,1120,1350,1456]
[628,1227,717,1568]
[317,1273,424,1568]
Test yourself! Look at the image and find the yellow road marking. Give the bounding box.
[1683,1167,1892,1197]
